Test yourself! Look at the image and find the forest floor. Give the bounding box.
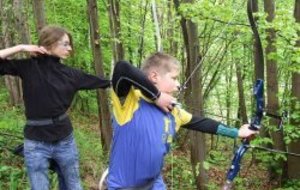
[163,147,272,190]
[0,110,299,190]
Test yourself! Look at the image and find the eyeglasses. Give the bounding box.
[57,41,71,48]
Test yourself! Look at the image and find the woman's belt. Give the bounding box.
[26,113,68,126]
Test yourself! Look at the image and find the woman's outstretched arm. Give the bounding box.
[0,45,48,59]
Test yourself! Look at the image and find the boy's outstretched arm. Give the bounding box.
[112,61,176,112]
[181,116,257,138]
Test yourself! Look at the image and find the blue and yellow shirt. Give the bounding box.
[107,88,192,188]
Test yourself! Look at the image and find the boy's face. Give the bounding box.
[151,66,180,96]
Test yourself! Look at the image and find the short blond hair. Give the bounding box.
[141,52,179,75]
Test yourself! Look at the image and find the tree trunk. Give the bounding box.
[166,0,178,56]
[32,0,46,33]
[87,0,112,151]
[287,0,300,180]
[175,0,207,189]
[235,60,248,124]
[12,0,33,105]
[151,0,162,52]
[264,0,287,185]
[13,0,30,44]
[288,73,300,179]
[186,20,206,190]
[107,0,124,62]
[137,0,149,67]
[173,0,190,151]
[1,0,23,106]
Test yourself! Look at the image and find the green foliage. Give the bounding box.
[0,165,29,190]
[73,121,107,189]
[278,179,300,190]
[1,0,300,189]
[283,123,300,144]
[207,149,227,165]
[164,148,196,190]
[283,100,300,144]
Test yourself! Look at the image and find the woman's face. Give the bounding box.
[49,34,72,59]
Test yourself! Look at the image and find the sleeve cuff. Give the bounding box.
[216,124,238,138]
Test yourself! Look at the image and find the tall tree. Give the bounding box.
[235,59,248,124]
[0,0,23,106]
[13,0,30,44]
[9,0,33,105]
[264,0,287,185]
[107,0,124,62]
[137,0,149,67]
[151,0,162,52]
[287,0,300,179]
[166,0,178,56]
[32,0,46,33]
[87,0,112,150]
[174,0,207,189]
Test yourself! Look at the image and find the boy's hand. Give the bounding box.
[238,124,259,138]
[154,92,177,112]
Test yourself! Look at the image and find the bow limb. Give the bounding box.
[222,1,265,188]
[223,3,264,190]
[222,80,264,190]
[247,0,264,68]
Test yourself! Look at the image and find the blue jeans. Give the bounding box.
[24,133,83,190]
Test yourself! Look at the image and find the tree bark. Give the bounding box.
[87,0,112,151]
[107,0,124,62]
[186,19,207,190]
[13,0,30,44]
[137,0,149,67]
[235,60,248,124]
[288,73,300,179]
[32,0,46,33]
[166,0,178,56]
[264,0,287,185]
[174,0,207,189]
[287,0,300,179]
[1,0,23,106]
[151,0,162,52]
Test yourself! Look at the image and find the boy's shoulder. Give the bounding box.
[171,106,193,131]
[110,87,146,125]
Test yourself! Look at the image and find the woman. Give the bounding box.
[0,26,110,190]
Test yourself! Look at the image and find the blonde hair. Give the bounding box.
[38,26,73,51]
[141,52,179,75]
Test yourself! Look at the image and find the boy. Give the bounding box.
[108,52,257,190]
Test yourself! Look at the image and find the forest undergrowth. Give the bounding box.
[0,106,299,190]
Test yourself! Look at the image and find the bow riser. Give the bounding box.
[250,79,264,130]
